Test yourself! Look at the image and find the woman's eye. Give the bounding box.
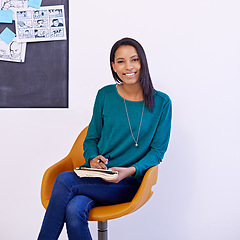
[117,60,124,64]
[132,58,139,62]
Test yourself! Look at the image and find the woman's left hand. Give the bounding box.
[104,166,136,183]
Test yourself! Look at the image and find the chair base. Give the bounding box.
[98,221,108,240]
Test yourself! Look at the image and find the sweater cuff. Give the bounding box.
[82,154,98,167]
[132,164,140,179]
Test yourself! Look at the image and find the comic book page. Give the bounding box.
[15,5,67,42]
[0,37,26,62]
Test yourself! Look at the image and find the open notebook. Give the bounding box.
[74,167,118,181]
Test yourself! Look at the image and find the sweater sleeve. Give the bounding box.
[132,98,172,182]
[83,90,103,166]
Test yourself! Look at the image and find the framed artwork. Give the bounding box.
[0,0,69,108]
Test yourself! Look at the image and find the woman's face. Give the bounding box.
[112,45,141,85]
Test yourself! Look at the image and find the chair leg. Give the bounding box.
[98,221,108,240]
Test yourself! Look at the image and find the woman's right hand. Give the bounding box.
[89,155,108,169]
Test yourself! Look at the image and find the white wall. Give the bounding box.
[1,0,240,239]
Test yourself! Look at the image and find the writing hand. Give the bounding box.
[89,155,108,169]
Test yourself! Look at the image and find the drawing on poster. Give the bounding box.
[0,37,26,62]
[15,5,66,42]
[0,0,28,19]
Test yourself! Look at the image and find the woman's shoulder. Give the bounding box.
[98,84,116,95]
[154,90,171,104]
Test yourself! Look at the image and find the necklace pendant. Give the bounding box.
[135,143,138,147]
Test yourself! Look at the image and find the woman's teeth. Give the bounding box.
[125,73,135,76]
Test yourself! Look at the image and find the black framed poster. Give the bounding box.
[0,0,69,108]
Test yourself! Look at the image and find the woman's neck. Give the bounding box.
[117,83,144,101]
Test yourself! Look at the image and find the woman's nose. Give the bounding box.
[126,61,133,70]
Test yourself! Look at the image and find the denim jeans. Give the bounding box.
[38,171,140,240]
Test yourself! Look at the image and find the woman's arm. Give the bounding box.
[104,166,136,183]
[132,98,172,181]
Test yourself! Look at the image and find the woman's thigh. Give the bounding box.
[57,171,140,206]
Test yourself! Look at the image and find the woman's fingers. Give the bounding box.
[90,155,108,169]
[97,155,108,164]
[99,161,107,169]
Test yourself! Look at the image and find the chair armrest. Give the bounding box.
[41,155,74,209]
[129,165,158,213]
[88,165,158,221]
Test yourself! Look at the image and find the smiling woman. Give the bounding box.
[38,37,172,240]
[112,45,143,100]
[110,38,155,110]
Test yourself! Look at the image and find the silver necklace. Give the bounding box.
[122,87,144,147]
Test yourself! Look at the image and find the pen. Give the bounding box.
[97,155,110,164]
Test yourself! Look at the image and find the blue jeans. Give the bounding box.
[38,171,140,240]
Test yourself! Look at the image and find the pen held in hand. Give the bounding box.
[97,155,110,164]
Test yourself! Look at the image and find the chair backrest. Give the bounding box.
[68,126,88,168]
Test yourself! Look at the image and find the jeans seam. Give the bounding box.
[54,188,75,239]
[85,199,94,240]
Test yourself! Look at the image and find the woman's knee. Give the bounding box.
[51,171,76,198]
[53,171,77,190]
[66,195,95,223]
[55,171,74,183]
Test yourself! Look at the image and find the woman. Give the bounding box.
[38,37,172,240]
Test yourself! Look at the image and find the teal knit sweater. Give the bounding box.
[82,84,172,182]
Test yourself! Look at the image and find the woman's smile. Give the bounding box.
[124,72,137,78]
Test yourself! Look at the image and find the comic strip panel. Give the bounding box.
[34,29,50,38]
[33,10,48,19]
[50,28,64,38]
[14,5,66,42]
[34,19,48,29]
[18,29,33,39]
[0,37,26,62]
[48,8,63,18]
[17,19,33,28]
[50,18,64,28]
[16,9,32,19]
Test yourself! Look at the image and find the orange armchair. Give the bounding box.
[41,126,158,240]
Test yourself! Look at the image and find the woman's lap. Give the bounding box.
[56,171,140,205]
[38,171,140,239]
